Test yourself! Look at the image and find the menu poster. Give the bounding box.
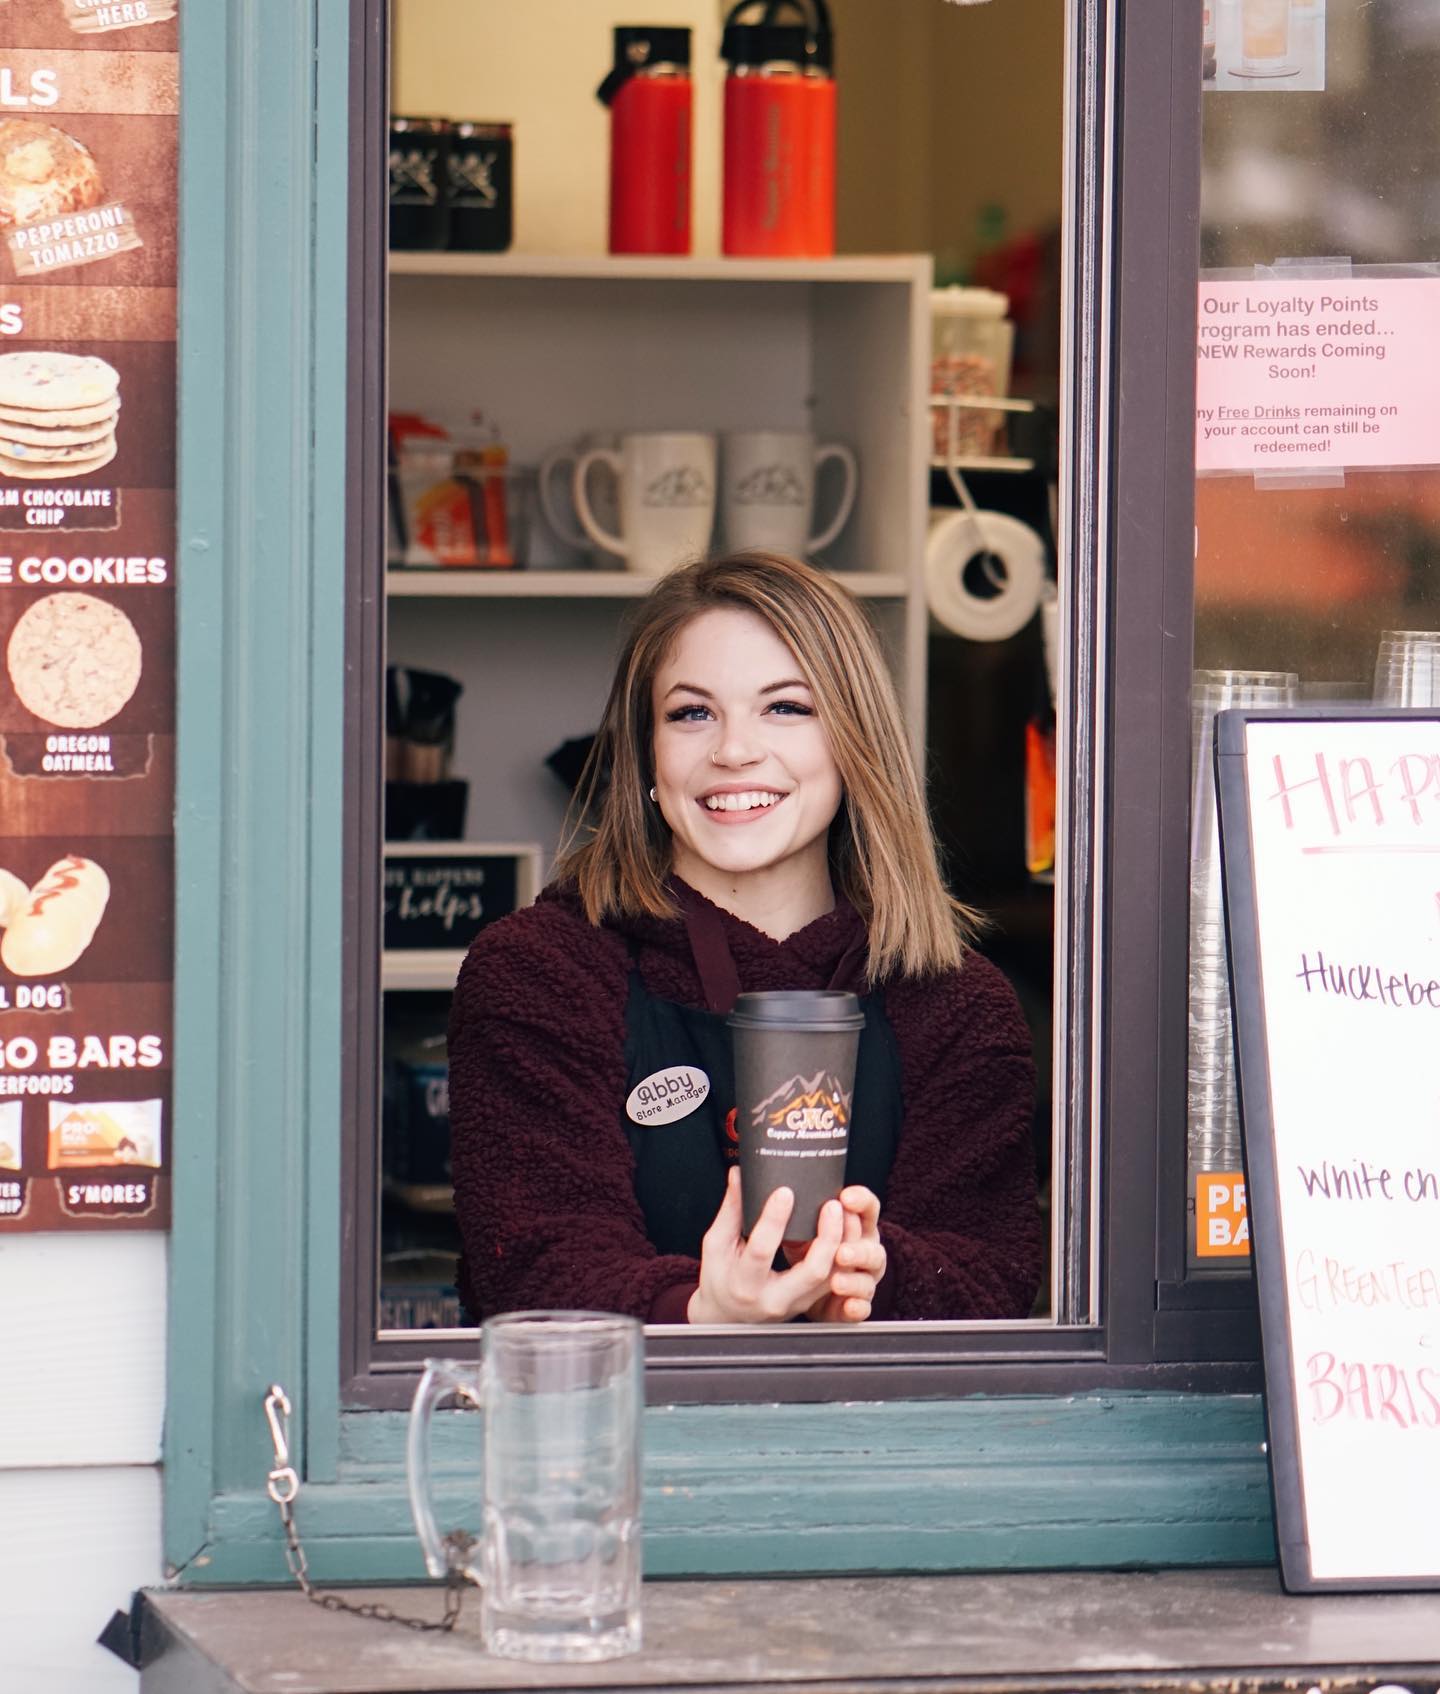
[1216,710,1440,1590]
[0,2,175,1232]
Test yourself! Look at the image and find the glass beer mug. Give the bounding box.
[407,1311,643,1662]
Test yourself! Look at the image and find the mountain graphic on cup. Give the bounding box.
[735,463,806,507]
[751,1070,852,1135]
[642,465,711,508]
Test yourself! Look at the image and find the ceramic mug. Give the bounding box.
[720,430,857,556]
[573,432,717,575]
[538,432,620,566]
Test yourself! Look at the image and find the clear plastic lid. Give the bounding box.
[930,285,1010,319]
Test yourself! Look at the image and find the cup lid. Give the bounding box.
[727,989,865,1031]
[930,285,1010,319]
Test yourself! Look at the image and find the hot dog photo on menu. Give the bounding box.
[0,835,170,982]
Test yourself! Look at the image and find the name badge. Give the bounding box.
[626,1065,710,1127]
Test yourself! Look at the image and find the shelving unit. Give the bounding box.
[386,251,934,869]
[381,951,466,992]
[388,251,934,285]
[385,568,911,599]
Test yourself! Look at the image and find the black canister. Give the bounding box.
[389,116,450,251]
[448,121,513,252]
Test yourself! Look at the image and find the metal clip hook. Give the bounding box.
[264,1383,299,1505]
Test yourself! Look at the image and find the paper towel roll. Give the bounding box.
[925,508,1046,641]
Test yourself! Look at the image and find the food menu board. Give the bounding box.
[0,1,177,1232]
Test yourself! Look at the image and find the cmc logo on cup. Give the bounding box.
[626,1065,711,1127]
[753,1071,851,1140]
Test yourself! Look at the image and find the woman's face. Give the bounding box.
[651,607,843,892]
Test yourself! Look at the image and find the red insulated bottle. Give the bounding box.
[598,26,693,256]
[722,0,835,258]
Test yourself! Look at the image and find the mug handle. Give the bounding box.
[538,447,588,550]
[573,448,627,558]
[407,1356,484,1583]
[807,443,858,553]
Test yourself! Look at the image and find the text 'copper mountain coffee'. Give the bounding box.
[727,989,864,1238]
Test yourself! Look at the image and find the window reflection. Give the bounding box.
[1189,2,1440,1267]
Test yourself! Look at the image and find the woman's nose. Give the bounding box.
[710,723,764,768]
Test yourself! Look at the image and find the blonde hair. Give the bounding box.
[555,552,977,980]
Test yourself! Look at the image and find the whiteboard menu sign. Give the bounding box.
[1216,709,1440,1591]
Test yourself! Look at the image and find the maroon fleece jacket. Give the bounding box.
[447,881,1042,1324]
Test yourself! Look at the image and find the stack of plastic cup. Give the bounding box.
[1373,630,1440,706]
[1188,669,1298,1178]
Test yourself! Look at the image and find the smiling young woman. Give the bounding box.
[446,552,1043,1325]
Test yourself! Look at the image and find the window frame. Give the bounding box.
[166,0,1269,1587]
[342,0,1255,1404]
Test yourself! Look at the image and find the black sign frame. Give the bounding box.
[1215,704,1440,1595]
[381,841,540,954]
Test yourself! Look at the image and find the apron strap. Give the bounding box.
[680,888,868,1014]
[681,897,743,1015]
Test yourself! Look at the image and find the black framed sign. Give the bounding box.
[381,842,539,953]
[1216,707,1440,1592]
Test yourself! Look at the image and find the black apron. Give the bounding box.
[622,897,903,1259]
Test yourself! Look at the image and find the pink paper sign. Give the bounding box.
[1195,279,1440,473]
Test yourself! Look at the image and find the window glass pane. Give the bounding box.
[376,0,1074,1338]
[1190,1,1440,1268]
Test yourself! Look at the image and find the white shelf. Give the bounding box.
[929,455,1036,474]
[388,250,931,286]
[385,569,910,600]
[382,950,466,992]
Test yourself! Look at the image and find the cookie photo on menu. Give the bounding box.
[0,352,120,481]
[6,591,142,728]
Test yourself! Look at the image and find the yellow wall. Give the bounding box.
[832,0,1066,273]
[391,0,726,255]
[392,0,1065,266]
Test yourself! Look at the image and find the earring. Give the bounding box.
[649,786,657,802]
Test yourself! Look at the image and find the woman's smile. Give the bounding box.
[698,784,791,822]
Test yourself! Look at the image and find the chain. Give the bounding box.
[264,1384,476,1634]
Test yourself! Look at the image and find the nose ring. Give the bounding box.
[710,750,721,766]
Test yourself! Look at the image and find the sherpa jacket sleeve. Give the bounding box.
[873,953,1044,1320]
[447,903,702,1323]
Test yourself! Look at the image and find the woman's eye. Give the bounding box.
[766,699,814,717]
[665,704,712,723]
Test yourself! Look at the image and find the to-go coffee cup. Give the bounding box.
[727,989,865,1239]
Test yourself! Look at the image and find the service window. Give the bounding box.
[339,0,1208,1400]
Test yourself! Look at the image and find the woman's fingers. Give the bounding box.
[769,1201,842,1311]
[704,1168,744,1252]
[742,1184,796,1272]
[835,1237,886,1273]
[838,1185,882,1233]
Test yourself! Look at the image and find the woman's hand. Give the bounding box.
[687,1169,844,1324]
[788,1186,886,1323]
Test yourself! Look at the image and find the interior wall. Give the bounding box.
[829,0,1067,275]
[391,0,727,255]
[391,0,1065,271]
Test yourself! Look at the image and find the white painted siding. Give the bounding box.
[0,1235,167,1694]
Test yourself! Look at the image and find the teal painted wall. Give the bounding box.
[165,0,1279,1587]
